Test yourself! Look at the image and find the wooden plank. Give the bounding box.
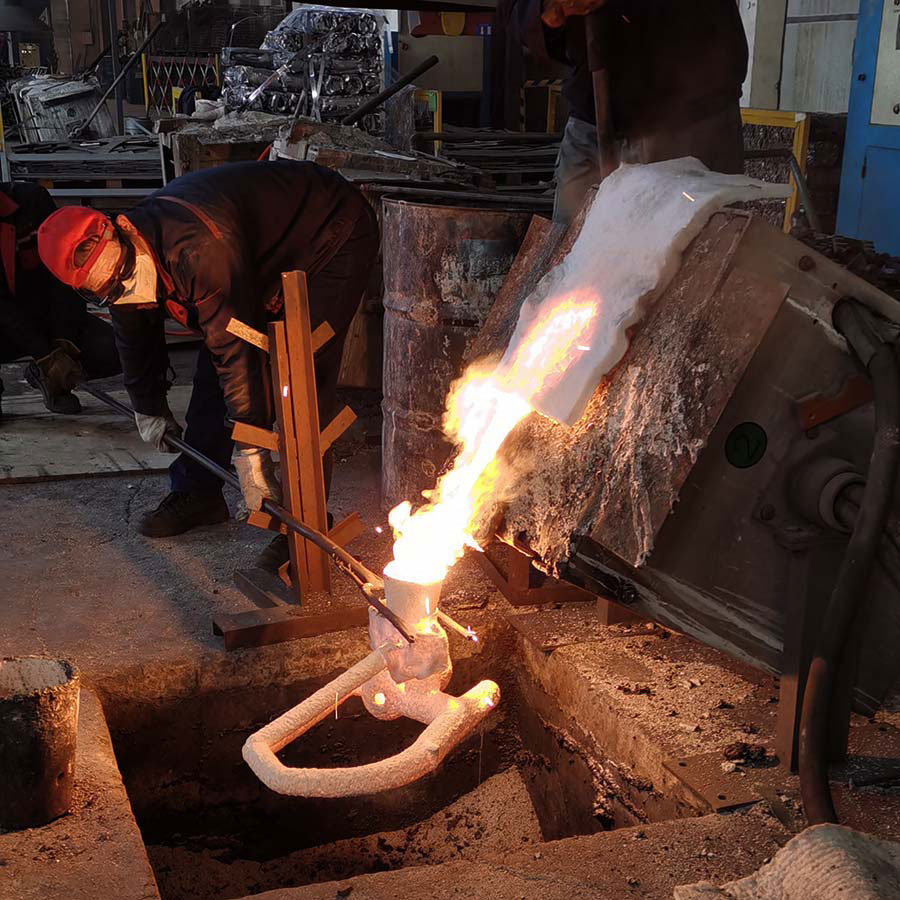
[329,512,365,547]
[221,314,329,356]
[233,568,291,608]
[269,321,309,598]
[245,510,286,535]
[319,406,357,453]
[212,604,369,651]
[231,421,279,452]
[740,108,802,129]
[227,317,269,352]
[311,321,335,354]
[282,271,332,592]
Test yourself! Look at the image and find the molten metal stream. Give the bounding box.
[384,296,599,588]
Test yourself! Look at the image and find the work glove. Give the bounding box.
[541,0,607,28]
[34,339,85,394]
[135,410,183,453]
[234,447,282,512]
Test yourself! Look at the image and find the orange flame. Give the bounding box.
[385,294,598,585]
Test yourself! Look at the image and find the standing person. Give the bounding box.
[508,0,748,222]
[37,159,379,572]
[0,182,120,418]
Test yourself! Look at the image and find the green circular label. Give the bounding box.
[725,422,767,469]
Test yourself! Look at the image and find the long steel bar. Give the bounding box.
[341,55,439,127]
[743,147,822,232]
[370,184,553,210]
[413,130,562,144]
[105,0,125,134]
[77,382,413,642]
[72,19,166,139]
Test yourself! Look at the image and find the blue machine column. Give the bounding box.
[838,0,900,253]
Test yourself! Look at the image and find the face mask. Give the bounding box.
[112,246,157,306]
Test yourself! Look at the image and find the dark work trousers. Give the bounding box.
[169,205,381,496]
[0,268,121,377]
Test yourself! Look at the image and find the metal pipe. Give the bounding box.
[742,148,822,232]
[105,0,124,134]
[413,130,562,144]
[342,55,439,127]
[77,382,415,643]
[72,18,166,140]
[798,303,900,825]
[367,183,553,210]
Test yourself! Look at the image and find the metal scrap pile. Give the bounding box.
[8,74,114,142]
[222,6,385,135]
[796,230,900,304]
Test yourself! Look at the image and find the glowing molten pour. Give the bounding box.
[385,294,599,586]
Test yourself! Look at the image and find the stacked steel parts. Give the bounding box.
[222,6,385,135]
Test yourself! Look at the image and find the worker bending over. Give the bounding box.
[0,182,120,418]
[38,160,379,572]
[508,0,748,222]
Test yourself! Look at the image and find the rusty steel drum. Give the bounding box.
[0,657,80,830]
[382,199,531,510]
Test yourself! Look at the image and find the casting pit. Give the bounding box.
[99,620,643,900]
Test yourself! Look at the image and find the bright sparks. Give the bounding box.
[385,295,599,585]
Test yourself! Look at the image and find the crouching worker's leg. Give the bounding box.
[136,344,231,537]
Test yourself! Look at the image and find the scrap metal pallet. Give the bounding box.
[3,136,166,200]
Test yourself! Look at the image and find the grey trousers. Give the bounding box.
[552,105,745,224]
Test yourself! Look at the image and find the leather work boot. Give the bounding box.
[255,533,289,574]
[135,490,229,537]
[255,512,334,574]
[24,360,81,414]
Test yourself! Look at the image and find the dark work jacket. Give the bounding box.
[511,0,748,137]
[0,182,72,359]
[109,160,371,428]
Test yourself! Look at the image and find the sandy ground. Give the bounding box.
[2,348,900,900]
[147,768,543,900]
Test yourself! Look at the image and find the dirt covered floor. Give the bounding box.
[2,345,900,900]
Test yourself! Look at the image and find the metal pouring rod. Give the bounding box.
[341,55,439,127]
[78,382,415,643]
[72,18,167,140]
